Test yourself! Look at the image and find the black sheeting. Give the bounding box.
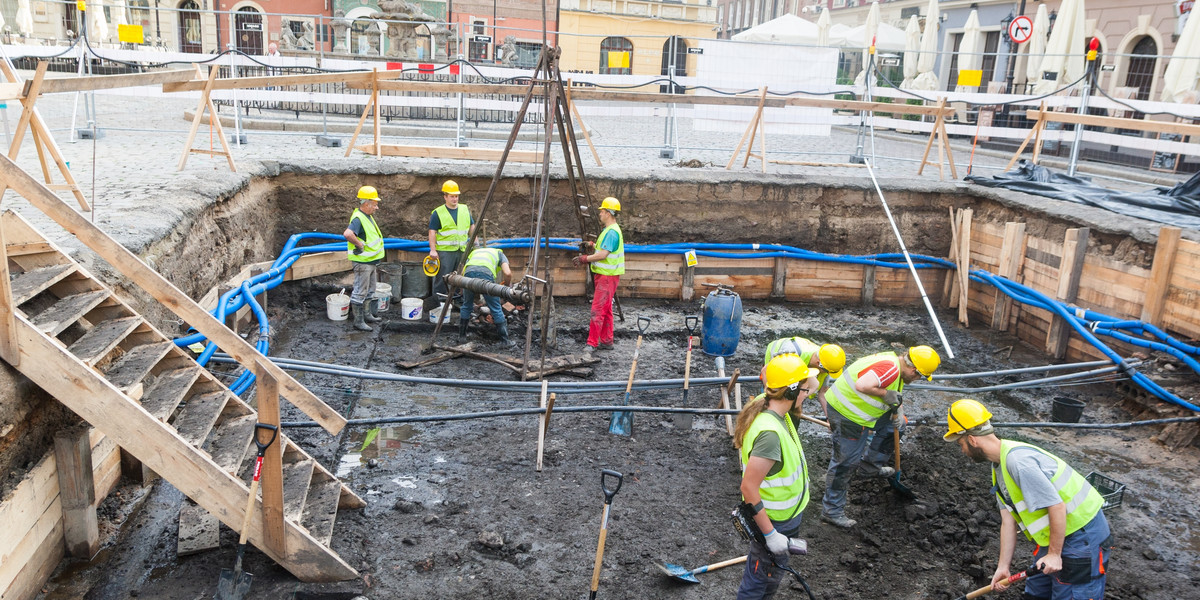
[966,160,1200,229]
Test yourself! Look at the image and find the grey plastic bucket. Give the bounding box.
[1051,397,1086,423]
[401,262,430,299]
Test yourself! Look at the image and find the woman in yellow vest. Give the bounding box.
[732,354,815,600]
[945,399,1112,600]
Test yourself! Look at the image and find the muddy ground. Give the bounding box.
[37,285,1200,600]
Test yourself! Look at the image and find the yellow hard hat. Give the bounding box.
[442,180,461,195]
[908,345,941,381]
[600,197,621,212]
[422,255,440,277]
[818,344,846,378]
[760,353,809,390]
[944,399,994,441]
[358,186,379,201]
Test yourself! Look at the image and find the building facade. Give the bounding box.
[557,0,718,75]
[446,0,556,67]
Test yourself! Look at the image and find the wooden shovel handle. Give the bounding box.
[700,555,749,573]
[893,428,902,471]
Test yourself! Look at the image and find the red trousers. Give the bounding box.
[587,274,620,347]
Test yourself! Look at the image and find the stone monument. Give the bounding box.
[373,0,436,60]
[332,10,351,53]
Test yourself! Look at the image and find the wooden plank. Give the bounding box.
[102,341,175,392]
[992,222,1027,331]
[1141,226,1182,327]
[1046,228,1090,359]
[141,366,203,421]
[53,426,98,559]
[5,241,55,256]
[29,290,108,336]
[861,264,876,306]
[770,258,786,299]
[9,263,74,305]
[0,499,62,600]
[1025,109,1200,137]
[299,475,341,547]
[177,500,219,556]
[206,414,256,473]
[957,208,973,325]
[38,69,195,94]
[281,459,316,522]
[67,316,142,365]
[354,143,543,163]
[0,219,17,367]
[255,362,286,557]
[171,391,229,446]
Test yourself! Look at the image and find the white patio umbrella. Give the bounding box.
[901,15,921,88]
[1160,2,1200,102]
[854,1,881,86]
[15,0,34,37]
[88,1,110,43]
[1034,0,1087,95]
[828,23,852,47]
[110,0,128,42]
[817,8,831,47]
[955,10,984,92]
[911,0,940,91]
[732,13,820,44]
[1021,5,1050,88]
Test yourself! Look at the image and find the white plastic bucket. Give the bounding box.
[400,298,423,321]
[326,292,350,321]
[429,302,452,324]
[373,283,392,312]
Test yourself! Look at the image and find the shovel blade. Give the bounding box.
[656,562,700,584]
[888,471,917,500]
[608,392,633,436]
[215,568,253,600]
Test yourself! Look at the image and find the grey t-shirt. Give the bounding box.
[748,410,805,534]
[995,446,1065,513]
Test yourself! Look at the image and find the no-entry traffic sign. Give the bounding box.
[1008,15,1034,44]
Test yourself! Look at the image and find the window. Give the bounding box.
[179,0,202,53]
[599,36,633,75]
[515,42,543,68]
[1124,36,1157,101]
[945,32,962,91]
[980,31,1000,85]
[469,19,489,61]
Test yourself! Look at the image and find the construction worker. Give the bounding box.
[763,337,846,407]
[819,345,941,528]
[733,353,813,600]
[572,197,623,357]
[458,240,515,349]
[945,399,1113,600]
[428,180,474,305]
[342,185,385,332]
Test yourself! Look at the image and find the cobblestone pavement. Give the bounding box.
[0,89,1184,253]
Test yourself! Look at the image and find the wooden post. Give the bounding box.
[345,68,378,157]
[536,380,548,472]
[942,207,960,309]
[991,222,1027,331]
[1046,228,1090,359]
[1141,226,1182,327]
[372,70,382,160]
[861,263,876,307]
[715,359,735,436]
[219,284,237,334]
[940,114,959,179]
[681,255,695,301]
[177,64,236,172]
[771,257,786,299]
[255,361,286,557]
[0,218,19,366]
[726,87,767,170]
[566,80,602,167]
[956,208,973,325]
[1005,101,1048,171]
[54,426,99,559]
[917,97,951,178]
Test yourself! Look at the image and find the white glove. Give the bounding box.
[763,529,789,556]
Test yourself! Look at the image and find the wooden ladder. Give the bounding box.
[0,209,363,582]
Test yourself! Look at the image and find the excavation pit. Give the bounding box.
[6,162,1200,600]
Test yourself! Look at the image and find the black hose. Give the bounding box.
[926,415,1200,430]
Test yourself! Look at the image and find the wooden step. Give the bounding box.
[103,341,175,392]
[67,316,142,365]
[10,263,75,304]
[171,392,229,446]
[141,366,203,421]
[281,459,316,523]
[206,414,256,473]
[30,290,109,336]
[300,475,342,546]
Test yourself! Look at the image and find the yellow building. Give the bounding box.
[557,0,718,76]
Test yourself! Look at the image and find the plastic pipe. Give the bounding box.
[931,360,1115,380]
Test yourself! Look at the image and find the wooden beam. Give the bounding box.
[1006,101,1048,171]
[1025,109,1200,137]
[0,153,347,435]
[942,206,959,308]
[861,263,876,307]
[716,360,734,436]
[992,222,1027,331]
[536,380,548,472]
[255,361,286,558]
[0,216,19,366]
[37,69,195,94]
[770,257,786,299]
[1141,226,1182,327]
[353,143,543,162]
[1046,227,1090,359]
[917,97,950,177]
[164,69,384,92]
[566,81,602,167]
[956,208,973,325]
[53,426,99,559]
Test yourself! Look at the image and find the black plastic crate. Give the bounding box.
[1086,472,1125,510]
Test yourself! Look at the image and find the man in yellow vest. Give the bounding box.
[945,399,1113,600]
[427,180,474,305]
[572,197,624,357]
[763,337,846,411]
[458,241,515,349]
[820,345,941,528]
[342,185,385,332]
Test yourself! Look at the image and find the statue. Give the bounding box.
[332,10,351,53]
[430,25,451,61]
[372,0,435,59]
[278,19,300,50]
[499,35,518,67]
[299,21,315,50]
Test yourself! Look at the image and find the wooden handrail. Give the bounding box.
[1024,109,1200,137]
[0,152,347,435]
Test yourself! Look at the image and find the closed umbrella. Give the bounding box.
[88,2,110,43]
[110,0,128,42]
[817,8,831,47]
[855,1,881,87]
[955,9,984,92]
[1161,1,1200,102]
[1021,5,1050,88]
[902,14,921,88]
[911,0,940,90]
[1034,0,1087,95]
[15,0,34,37]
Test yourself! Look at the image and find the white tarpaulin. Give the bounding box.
[693,39,839,136]
[732,14,821,45]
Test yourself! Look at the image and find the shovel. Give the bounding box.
[657,555,747,584]
[215,423,278,600]
[952,566,1037,600]
[887,425,916,500]
[589,469,623,600]
[609,316,650,436]
[674,315,699,431]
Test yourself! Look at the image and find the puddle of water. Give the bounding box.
[337,425,417,477]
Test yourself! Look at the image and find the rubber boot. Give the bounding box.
[364,298,382,323]
[350,302,373,332]
[497,322,517,349]
[457,319,469,340]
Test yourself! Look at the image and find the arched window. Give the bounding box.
[234,6,264,55]
[599,36,633,75]
[1124,36,1157,100]
[178,1,202,53]
[660,36,687,93]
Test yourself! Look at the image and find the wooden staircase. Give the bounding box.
[1,208,363,582]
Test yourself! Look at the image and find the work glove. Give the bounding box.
[883,389,900,407]
[572,255,588,267]
[763,529,790,556]
[892,404,907,428]
[353,246,363,255]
